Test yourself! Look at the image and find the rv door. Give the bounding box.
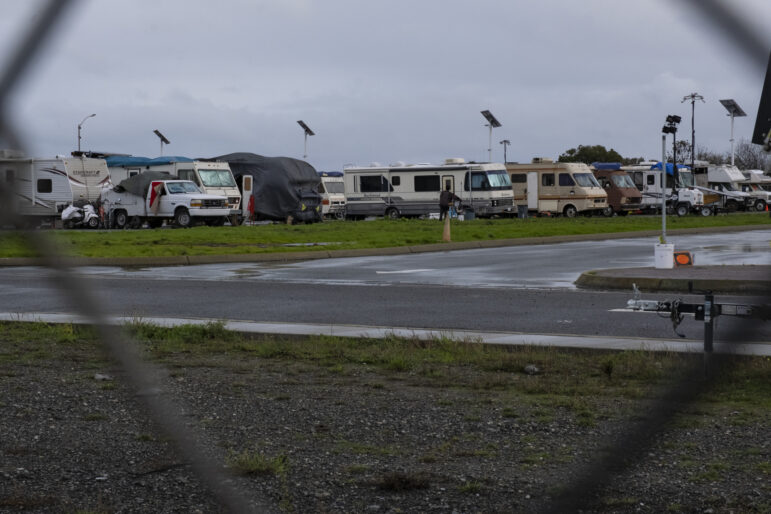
[526,172,538,209]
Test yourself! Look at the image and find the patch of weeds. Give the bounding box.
[99,382,116,391]
[602,496,638,508]
[458,481,483,493]
[463,414,481,422]
[693,461,730,482]
[372,471,430,491]
[754,461,771,475]
[520,451,550,465]
[84,413,107,422]
[343,464,370,474]
[501,407,519,419]
[436,399,453,406]
[226,449,289,476]
[134,433,155,442]
[273,395,291,401]
[666,503,683,512]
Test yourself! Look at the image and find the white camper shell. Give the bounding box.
[317,171,346,219]
[692,164,753,212]
[622,162,706,216]
[506,159,607,217]
[106,156,241,214]
[343,159,514,219]
[0,151,111,226]
[739,170,771,211]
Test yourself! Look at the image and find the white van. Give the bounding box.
[343,158,514,219]
[317,171,346,219]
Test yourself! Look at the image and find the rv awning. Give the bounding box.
[105,156,195,167]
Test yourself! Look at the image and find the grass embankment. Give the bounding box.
[0,212,768,259]
[2,321,768,421]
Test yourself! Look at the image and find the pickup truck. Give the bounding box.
[101,173,230,228]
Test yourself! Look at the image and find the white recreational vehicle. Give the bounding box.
[342,159,515,219]
[739,170,771,211]
[506,159,607,217]
[0,151,112,226]
[692,164,754,212]
[622,161,706,216]
[105,156,242,215]
[317,171,346,219]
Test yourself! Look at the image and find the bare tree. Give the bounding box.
[733,138,770,171]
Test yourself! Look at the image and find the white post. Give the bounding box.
[661,135,667,243]
[303,132,308,160]
[487,124,492,162]
[729,112,735,166]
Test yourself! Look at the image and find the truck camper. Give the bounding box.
[622,161,706,216]
[343,158,514,219]
[590,162,642,216]
[692,164,754,212]
[506,159,607,217]
[317,171,346,219]
[0,151,111,226]
[739,170,771,210]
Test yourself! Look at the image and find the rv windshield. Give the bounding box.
[677,171,694,188]
[198,170,236,187]
[485,170,512,190]
[167,181,201,194]
[611,174,636,188]
[324,181,345,193]
[573,173,600,188]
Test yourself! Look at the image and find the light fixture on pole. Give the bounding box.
[681,92,704,170]
[153,130,170,156]
[77,113,96,152]
[719,99,747,166]
[499,139,510,163]
[297,120,315,160]
[480,110,501,162]
[662,115,681,191]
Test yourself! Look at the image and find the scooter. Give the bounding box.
[62,203,100,229]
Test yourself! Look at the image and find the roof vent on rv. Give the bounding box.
[389,161,406,167]
[445,158,465,165]
[532,157,554,164]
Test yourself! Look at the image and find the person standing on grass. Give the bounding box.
[439,185,460,221]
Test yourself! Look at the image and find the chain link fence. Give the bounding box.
[0,1,768,512]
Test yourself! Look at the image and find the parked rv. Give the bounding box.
[506,159,607,217]
[105,156,241,216]
[622,162,707,216]
[692,164,753,212]
[0,151,111,227]
[591,162,642,216]
[317,171,346,219]
[101,172,230,228]
[739,170,771,210]
[343,158,514,219]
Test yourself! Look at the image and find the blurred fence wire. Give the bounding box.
[0,0,768,513]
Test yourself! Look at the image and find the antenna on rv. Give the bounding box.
[153,129,170,156]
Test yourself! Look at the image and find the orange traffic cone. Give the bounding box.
[442,214,451,242]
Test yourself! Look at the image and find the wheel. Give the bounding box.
[675,203,689,217]
[385,207,400,220]
[562,205,577,218]
[113,211,128,229]
[175,208,192,228]
[601,206,613,217]
[699,206,713,217]
[753,199,766,212]
[334,209,345,220]
[87,217,99,229]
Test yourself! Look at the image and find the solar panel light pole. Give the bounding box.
[719,99,747,166]
[481,110,501,162]
[153,129,170,156]
[297,120,315,160]
[499,139,511,163]
[77,113,95,153]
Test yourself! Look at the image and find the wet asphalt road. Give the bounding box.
[0,230,768,342]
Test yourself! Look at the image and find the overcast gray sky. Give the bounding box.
[1,0,769,170]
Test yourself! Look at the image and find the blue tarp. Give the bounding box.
[318,171,343,177]
[650,162,691,175]
[105,155,194,167]
[591,162,622,171]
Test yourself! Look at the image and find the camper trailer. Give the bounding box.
[622,162,707,216]
[343,158,514,219]
[1,151,111,226]
[506,159,607,217]
[317,171,346,219]
[591,163,643,216]
[105,156,241,215]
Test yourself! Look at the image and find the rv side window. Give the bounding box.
[360,175,392,193]
[558,173,575,186]
[4,169,13,183]
[414,175,440,192]
[37,179,52,193]
[542,174,555,187]
[510,174,526,183]
[392,176,401,186]
[646,175,655,186]
[179,169,199,185]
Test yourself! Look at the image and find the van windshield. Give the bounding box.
[198,170,236,187]
[574,173,600,188]
[611,174,636,188]
[678,171,694,187]
[324,181,345,193]
[167,181,201,194]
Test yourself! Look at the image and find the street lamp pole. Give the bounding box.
[77,113,96,152]
[499,139,510,163]
[681,92,704,170]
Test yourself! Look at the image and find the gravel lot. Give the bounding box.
[1,330,769,513]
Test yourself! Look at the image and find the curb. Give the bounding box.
[575,270,771,295]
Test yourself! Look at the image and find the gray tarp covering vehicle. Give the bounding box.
[208,153,322,222]
[113,171,173,197]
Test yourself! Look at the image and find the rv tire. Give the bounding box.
[562,205,578,218]
[113,211,128,229]
[601,206,613,217]
[87,217,99,229]
[753,199,766,212]
[175,208,192,228]
[675,203,689,217]
[385,207,400,220]
[699,206,713,217]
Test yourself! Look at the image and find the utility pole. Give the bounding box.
[499,139,510,163]
[681,92,704,171]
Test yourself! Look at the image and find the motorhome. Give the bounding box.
[1,151,111,226]
[506,159,607,217]
[739,170,771,210]
[692,164,753,212]
[317,171,346,219]
[342,158,514,219]
[591,163,642,216]
[105,156,241,215]
[622,161,706,216]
